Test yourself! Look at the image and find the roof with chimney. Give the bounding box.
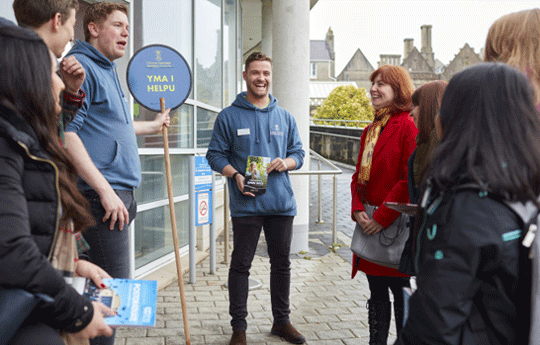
[401,47,434,73]
[310,40,332,61]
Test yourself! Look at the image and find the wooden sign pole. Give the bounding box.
[160,97,191,344]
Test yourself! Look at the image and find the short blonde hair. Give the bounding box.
[484,8,540,104]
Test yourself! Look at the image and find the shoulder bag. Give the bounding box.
[0,288,53,345]
[350,204,410,269]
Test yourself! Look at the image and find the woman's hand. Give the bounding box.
[73,301,115,339]
[363,219,384,235]
[354,211,370,228]
[75,259,112,289]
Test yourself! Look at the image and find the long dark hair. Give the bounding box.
[0,24,94,231]
[431,62,540,202]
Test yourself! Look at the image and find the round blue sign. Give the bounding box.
[126,44,192,111]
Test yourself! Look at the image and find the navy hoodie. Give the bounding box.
[66,40,141,191]
[206,92,305,217]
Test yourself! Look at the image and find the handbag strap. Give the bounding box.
[379,214,409,246]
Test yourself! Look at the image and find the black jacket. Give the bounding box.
[0,105,93,332]
[396,184,531,345]
[397,149,419,276]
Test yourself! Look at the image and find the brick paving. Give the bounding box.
[115,160,399,344]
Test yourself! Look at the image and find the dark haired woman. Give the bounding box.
[399,80,447,275]
[351,65,417,344]
[396,63,540,344]
[0,25,113,344]
[407,80,447,204]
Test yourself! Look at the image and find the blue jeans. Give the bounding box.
[82,189,137,345]
[229,215,294,331]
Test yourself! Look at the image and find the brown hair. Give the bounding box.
[13,0,78,28]
[83,2,128,42]
[412,80,448,145]
[244,52,272,71]
[484,8,540,104]
[370,65,415,113]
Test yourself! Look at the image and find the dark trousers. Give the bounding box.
[229,215,294,331]
[8,321,64,345]
[82,189,137,345]
[366,275,410,306]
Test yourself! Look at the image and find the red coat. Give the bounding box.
[350,110,418,277]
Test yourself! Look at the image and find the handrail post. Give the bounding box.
[316,159,324,224]
[332,173,337,244]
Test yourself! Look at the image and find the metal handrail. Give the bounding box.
[219,149,342,263]
[310,117,372,127]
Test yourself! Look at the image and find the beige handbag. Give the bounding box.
[50,221,91,345]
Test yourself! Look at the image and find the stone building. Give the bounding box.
[336,48,375,91]
[442,43,482,80]
[310,27,336,81]
[401,47,440,87]
[337,24,482,90]
[309,28,359,117]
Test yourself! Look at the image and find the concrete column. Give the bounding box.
[272,0,310,253]
[261,0,272,55]
[261,0,273,94]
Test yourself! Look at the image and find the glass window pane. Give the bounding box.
[136,154,190,204]
[136,103,193,149]
[197,108,218,148]
[142,0,193,76]
[224,0,237,106]
[196,0,222,108]
[134,201,189,269]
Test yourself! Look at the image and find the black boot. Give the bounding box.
[394,304,405,335]
[367,299,391,345]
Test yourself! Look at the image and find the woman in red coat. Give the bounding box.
[351,65,417,344]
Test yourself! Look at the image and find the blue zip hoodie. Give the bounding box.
[206,92,305,217]
[66,40,141,191]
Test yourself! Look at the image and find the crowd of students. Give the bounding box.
[1,1,540,344]
[351,8,540,345]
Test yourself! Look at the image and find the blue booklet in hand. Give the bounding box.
[69,277,158,327]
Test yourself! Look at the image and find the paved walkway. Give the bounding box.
[116,160,399,344]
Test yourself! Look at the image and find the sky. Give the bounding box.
[310,1,539,74]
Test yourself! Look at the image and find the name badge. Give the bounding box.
[237,128,250,136]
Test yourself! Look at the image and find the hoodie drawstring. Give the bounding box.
[268,110,271,143]
[255,109,259,144]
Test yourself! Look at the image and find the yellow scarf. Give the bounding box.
[358,106,392,185]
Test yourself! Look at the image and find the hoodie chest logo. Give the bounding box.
[271,124,283,136]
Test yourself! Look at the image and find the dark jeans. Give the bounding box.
[229,215,294,331]
[366,275,410,306]
[82,189,137,345]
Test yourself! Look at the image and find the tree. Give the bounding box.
[313,85,374,127]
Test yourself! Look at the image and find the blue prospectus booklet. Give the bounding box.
[68,277,158,327]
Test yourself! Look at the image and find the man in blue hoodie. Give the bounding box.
[206,52,306,345]
[63,3,169,345]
